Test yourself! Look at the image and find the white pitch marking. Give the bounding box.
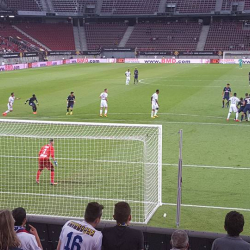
[162,203,250,212]
[162,163,250,170]
[0,155,249,170]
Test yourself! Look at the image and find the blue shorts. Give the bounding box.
[243,105,250,114]
[223,95,229,100]
[238,106,245,113]
[67,103,74,109]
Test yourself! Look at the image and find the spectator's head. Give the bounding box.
[224,211,244,236]
[170,230,189,250]
[84,202,104,227]
[113,202,131,225]
[12,207,26,226]
[0,209,20,249]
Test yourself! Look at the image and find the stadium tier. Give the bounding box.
[204,20,250,51]
[5,0,42,11]
[101,0,161,14]
[85,23,128,50]
[15,23,75,51]
[245,0,250,10]
[166,0,216,13]
[51,0,97,13]
[126,22,202,51]
[0,23,44,50]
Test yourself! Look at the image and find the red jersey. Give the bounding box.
[39,144,54,159]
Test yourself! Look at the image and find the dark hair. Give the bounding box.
[71,92,74,94]
[234,93,237,96]
[240,97,243,101]
[49,139,54,142]
[114,202,131,224]
[156,89,159,93]
[246,93,249,97]
[224,211,244,236]
[32,94,36,97]
[227,83,230,86]
[12,207,26,226]
[84,202,104,223]
[11,92,14,95]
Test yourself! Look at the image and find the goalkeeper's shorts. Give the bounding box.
[38,158,54,170]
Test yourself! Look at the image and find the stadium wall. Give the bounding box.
[26,218,250,250]
[0,58,247,73]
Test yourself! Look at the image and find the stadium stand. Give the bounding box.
[15,23,75,51]
[101,0,161,14]
[52,0,78,12]
[244,0,250,10]
[126,21,202,51]
[204,20,250,51]
[52,0,97,13]
[165,0,216,13]
[0,23,44,51]
[5,0,42,11]
[85,23,128,50]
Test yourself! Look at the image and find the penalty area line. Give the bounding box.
[162,203,250,212]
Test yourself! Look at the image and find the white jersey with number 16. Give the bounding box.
[59,220,102,250]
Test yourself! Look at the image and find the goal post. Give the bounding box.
[222,50,250,64]
[0,119,162,224]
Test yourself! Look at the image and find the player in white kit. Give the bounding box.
[100,88,108,117]
[2,92,20,116]
[227,93,240,121]
[57,202,104,250]
[151,89,160,118]
[125,69,131,85]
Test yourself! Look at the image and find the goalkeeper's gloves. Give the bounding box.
[54,161,58,166]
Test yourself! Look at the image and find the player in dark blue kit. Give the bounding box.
[243,93,250,121]
[66,91,75,115]
[237,97,246,122]
[24,94,39,114]
[134,68,139,84]
[222,83,232,108]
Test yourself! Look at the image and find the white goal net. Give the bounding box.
[0,119,162,224]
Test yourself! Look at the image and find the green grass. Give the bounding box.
[1,63,250,233]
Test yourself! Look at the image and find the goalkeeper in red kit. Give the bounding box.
[36,139,58,185]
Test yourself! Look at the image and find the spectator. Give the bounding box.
[102,201,144,250]
[57,202,104,250]
[211,211,250,250]
[0,209,22,250]
[170,230,189,250]
[12,207,42,250]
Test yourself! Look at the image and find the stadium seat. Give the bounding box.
[205,20,250,51]
[15,23,75,51]
[85,23,128,50]
[5,0,42,11]
[101,0,161,14]
[126,21,202,51]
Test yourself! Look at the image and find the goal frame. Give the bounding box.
[0,119,162,224]
[223,50,250,64]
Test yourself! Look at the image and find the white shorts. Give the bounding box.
[126,77,130,81]
[7,104,13,111]
[152,103,159,110]
[100,100,108,108]
[229,105,238,113]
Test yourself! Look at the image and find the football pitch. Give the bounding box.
[0,63,250,233]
